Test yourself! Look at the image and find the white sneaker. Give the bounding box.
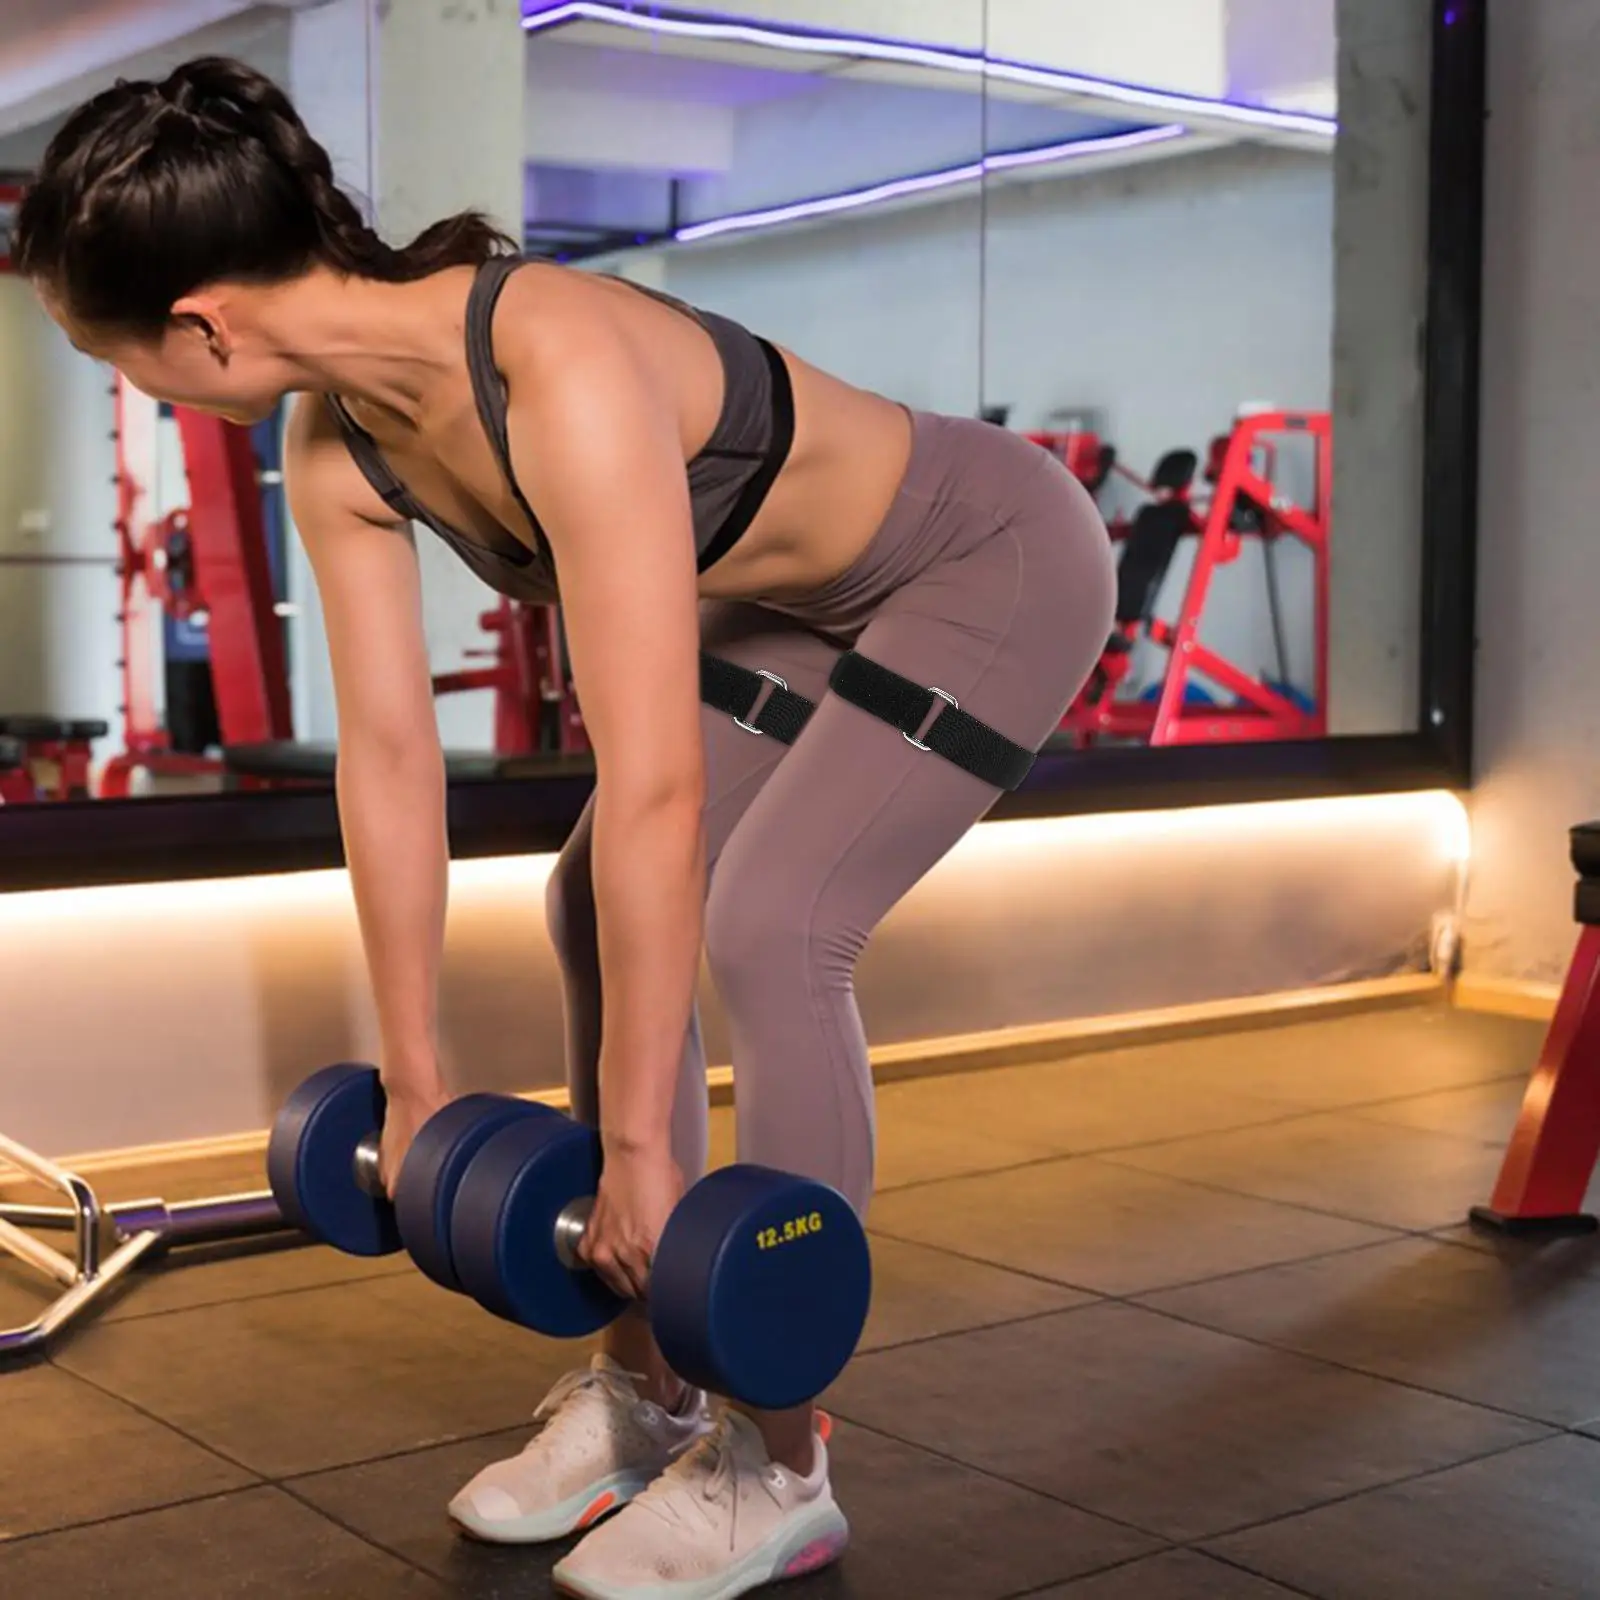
[449,1354,713,1545]
[551,1408,849,1600]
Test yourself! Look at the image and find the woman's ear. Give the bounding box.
[170,294,233,361]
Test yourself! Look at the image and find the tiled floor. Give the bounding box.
[5,1002,1600,1598]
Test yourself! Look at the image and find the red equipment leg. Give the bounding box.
[432,601,589,756]
[431,600,542,755]
[172,410,292,746]
[1470,925,1600,1236]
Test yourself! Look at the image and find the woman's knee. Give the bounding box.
[544,827,596,972]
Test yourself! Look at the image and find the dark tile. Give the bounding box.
[1108,1111,1509,1232]
[708,1101,1057,1191]
[866,1158,1393,1298]
[1208,1434,1600,1600]
[1111,1007,1541,1112]
[868,1058,1296,1157]
[1032,1549,1309,1598]
[296,1417,1159,1600]
[1142,1234,1600,1427]
[0,1148,268,1210]
[0,1363,255,1539]
[96,1237,412,1324]
[1350,1077,1528,1146]
[1438,1218,1600,1274]
[0,1253,50,1337]
[0,1485,444,1598]
[291,1429,569,1598]
[858,1235,1090,1351]
[53,1269,581,1478]
[824,1303,1546,1542]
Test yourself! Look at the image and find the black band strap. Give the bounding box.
[828,652,1037,790]
[699,650,1038,789]
[699,654,816,743]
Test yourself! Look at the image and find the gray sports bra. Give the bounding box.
[325,254,796,603]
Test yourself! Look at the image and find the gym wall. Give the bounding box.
[0,792,1461,1159]
[1464,0,1600,985]
[660,143,1333,705]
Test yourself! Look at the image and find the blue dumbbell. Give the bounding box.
[266,1063,557,1292]
[449,1111,873,1411]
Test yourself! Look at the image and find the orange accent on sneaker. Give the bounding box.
[815,1410,833,1443]
[576,1491,617,1529]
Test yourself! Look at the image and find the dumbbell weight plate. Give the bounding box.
[394,1095,561,1292]
[651,1165,872,1411]
[451,1114,628,1337]
[266,1063,401,1257]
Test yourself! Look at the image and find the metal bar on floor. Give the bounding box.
[1,1126,294,1365]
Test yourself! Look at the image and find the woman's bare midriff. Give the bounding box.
[693,357,914,603]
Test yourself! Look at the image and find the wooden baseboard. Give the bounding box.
[4,971,1442,1193]
[1450,973,1561,1021]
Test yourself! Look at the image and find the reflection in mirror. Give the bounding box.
[0,0,996,802]
[0,0,1436,809]
[0,10,374,806]
[981,0,1426,749]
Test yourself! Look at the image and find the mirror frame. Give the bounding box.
[0,0,1484,893]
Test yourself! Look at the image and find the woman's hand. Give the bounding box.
[378,1083,451,1197]
[579,1144,685,1301]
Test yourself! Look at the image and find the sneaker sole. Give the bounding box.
[550,1500,850,1600]
[451,1468,656,1545]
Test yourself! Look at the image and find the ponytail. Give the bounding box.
[13,55,518,336]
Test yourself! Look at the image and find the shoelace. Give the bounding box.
[529,1364,647,1438]
[634,1419,781,1547]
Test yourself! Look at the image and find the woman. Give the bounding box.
[16,55,1115,1600]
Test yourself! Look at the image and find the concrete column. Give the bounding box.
[286,0,375,743]
[1326,0,1432,735]
[374,0,527,751]
[289,0,526,749]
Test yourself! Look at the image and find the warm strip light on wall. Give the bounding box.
[673,124,1189,243]
[520,0,1339,140]
[0,791,1468,927]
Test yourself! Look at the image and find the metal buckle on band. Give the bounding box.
[734,669,788,736]
[905,686,958,752]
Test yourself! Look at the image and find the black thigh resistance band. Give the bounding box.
[699,651,1038,791]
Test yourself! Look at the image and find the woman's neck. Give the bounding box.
[252,265,477,428]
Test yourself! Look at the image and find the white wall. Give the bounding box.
[1463,0,1600,984]
[0,792,1461,1158]
[661,143,1334,703]
[0,278,121,743]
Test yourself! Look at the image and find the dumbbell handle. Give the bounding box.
[554,1196,596,1271]
[352,1133,386,1200]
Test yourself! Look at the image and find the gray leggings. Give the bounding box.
[547,411,1116,1216]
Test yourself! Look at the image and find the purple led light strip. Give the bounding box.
[522,1,1336,139]
[673,124,1189,243]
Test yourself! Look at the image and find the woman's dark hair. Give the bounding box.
[14,54,518,337]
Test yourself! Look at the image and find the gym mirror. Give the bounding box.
[980,0,1443,754]
[0,0,1480,888]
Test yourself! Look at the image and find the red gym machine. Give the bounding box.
[430,599,589,757]
[110,373,584,789]
[1035,410,1331,749]
[104,377,293,796]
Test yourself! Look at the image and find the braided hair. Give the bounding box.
[14,56,517,337]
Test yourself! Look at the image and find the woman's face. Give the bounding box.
[39,287,284,426]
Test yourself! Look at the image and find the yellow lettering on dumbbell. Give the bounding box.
[755,1212,827,1250]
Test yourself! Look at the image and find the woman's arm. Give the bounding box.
[283,395,451,1130]
[498,280,707,1171]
